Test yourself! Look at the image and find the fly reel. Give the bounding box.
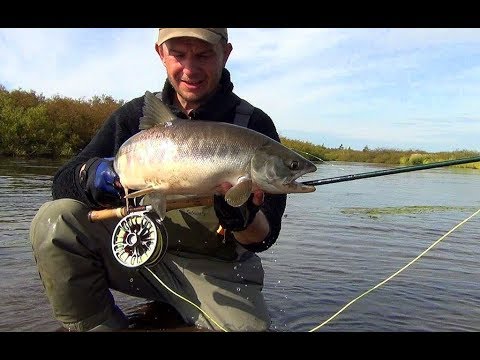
[111,211,168,268]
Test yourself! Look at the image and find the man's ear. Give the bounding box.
[223,43,233,66]
[155,43,164,62]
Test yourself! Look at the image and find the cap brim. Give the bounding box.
[157,28,222,45]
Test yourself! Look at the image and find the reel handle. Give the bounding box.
[88,195,214,222]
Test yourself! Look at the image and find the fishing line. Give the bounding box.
[307,207,480,332]
[142,266,229,332]
[292,150,327,164]
[292,149,350,173]
[133,207,479,332]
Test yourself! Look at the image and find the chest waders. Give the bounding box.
[111,97,255,268]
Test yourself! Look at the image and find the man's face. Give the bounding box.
[158,37,232,109]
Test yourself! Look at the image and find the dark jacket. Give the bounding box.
[52,69,286,252]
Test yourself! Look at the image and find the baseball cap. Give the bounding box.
[157,28,228,45]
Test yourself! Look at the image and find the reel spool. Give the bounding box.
[111,211,168,268]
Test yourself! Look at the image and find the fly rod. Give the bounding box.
[88,195,213,222]
[302,156,480,187]
[89,156,480,222]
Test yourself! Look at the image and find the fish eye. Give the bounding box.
[289,160,299,170]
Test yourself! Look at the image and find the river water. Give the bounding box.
[1,157,479,332]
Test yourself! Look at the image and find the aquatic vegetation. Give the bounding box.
[341,205,477,219]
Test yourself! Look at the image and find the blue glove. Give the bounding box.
[214,193,260,232]
[80,157,125,208]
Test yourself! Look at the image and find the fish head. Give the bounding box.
[251,142,317,194]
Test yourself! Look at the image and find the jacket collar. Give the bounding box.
[161,68,238,121]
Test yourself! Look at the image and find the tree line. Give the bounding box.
[0,85,123,157]
[1,86,478,169]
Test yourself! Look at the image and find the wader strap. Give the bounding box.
[233,99,254,128]
[153,91,254,129]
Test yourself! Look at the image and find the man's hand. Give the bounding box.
[80,157,125,208]
[214,183,265,232]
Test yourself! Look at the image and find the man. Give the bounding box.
[30,28,287,332]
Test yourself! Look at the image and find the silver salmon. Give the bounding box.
[114,91,317,216]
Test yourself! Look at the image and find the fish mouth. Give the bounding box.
[283,179,316,193]
[283,165,317,193]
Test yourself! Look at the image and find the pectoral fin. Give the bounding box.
[225,177,253,207]
[124,186,158,199]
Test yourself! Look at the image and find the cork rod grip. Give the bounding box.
[87,195,214,222]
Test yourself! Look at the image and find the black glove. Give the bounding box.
[214,193,260,232]
[80,157,125,208]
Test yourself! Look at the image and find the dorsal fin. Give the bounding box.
[139,91,177,130]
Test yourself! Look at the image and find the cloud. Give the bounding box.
[1,28,480,152]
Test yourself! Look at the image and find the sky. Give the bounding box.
[1,28,480,153]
